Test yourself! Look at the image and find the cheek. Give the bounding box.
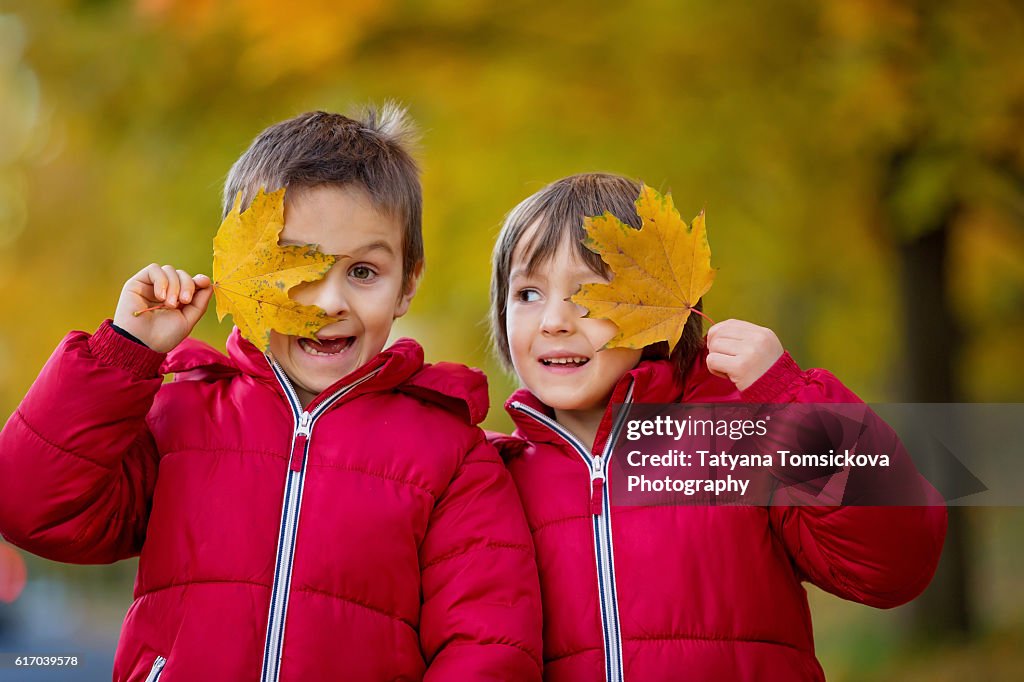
[602,348,643,375]
[505,310,532,356]
[581,317,621,349]
[268,331,289,357]
[357,286,405,336]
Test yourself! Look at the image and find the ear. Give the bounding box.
[394,262,423,319]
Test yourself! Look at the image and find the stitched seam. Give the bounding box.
[294,585,416,630]
[162,447,286,461]
[13,410,115,470]
[138,579,418,631]
[531,514,591,534]
[422,542,533,570]
[162,448,439,497]
[603,505,648,517]
[438,640,541,668]
[547,645,602,663]
[622,633,808,652]
[308,461,437,498]
[139,578,271,598]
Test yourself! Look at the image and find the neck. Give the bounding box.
[553,406,606,452]
[296,387,316,410]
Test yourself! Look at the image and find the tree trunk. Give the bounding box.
[897,219,971,638]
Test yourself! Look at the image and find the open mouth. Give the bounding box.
[298,336,354,357]
[540,356,589,367]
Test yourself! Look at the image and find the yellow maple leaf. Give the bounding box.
[570,184,715,350]
[212,187,337,352]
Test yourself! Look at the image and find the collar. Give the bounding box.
[504,356,686,451]
[165,328,489,424]
[504,346,740,450]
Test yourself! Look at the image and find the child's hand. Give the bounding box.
[706,319,784,392]
[113,264,213,353]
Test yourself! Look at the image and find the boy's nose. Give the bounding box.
[293,276,349,318]
[539,298,579,336]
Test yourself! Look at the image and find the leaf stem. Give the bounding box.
[690,307,715,325]
[133,304,168,316]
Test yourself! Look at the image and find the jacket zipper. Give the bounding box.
[259,358,381,682]
[510,380,634,682]
[145,655,166,682]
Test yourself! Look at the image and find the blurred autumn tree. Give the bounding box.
[813,0,1024,638]
[2,0,1023,664]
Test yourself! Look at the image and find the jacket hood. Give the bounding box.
[164,328,489,424]
[486,430,530,463]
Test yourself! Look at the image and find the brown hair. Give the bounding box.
[223,103,423,291]
[489,172,704,377]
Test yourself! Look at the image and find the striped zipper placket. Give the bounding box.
[510,380,635,682]
[259,358,382,682]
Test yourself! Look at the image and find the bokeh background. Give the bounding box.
[2,1,1023,680]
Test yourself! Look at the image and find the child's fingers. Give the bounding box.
[137,263,170,300]
[124,280,158,302]
[151,263,171,302]
[161,265,182,306]
[182,285,213,327]
[176,269,195,304]
[706,351,740,379]
[707,319,749,342]
[193,274,212,289]
[706,337,745,357]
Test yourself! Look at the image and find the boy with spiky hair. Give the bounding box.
[0,106,543,681]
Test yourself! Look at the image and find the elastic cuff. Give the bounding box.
[89,320,166,379]
[111,322,148,348]
[741,351,802,403]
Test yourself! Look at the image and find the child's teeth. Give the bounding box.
[300,338,350,356]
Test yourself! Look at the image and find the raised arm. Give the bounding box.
[0,322,164,563]
[753,356,947,608]
[0,264,212,563]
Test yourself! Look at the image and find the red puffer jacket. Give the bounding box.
[497,350,946,682]
[0,321,542,682]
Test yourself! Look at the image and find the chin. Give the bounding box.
[538,391,601,413]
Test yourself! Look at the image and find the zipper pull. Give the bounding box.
[296,411,312,436]
[145,656,167,682]
[590,456,605,516]
[289,412,312,472]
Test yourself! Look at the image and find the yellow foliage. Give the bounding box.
[571,184,715,350]
[212,188,336,352]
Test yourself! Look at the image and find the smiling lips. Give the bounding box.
[298,336,354,356]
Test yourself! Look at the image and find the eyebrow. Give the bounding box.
[347,240,396,257]
[280,239,396,258]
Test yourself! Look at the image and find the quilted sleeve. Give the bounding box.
[0,320,164,564]
[419,436,543,681]
[750,355,947,608]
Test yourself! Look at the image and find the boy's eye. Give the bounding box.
[350,265,376,281]
[516,288,541,303]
